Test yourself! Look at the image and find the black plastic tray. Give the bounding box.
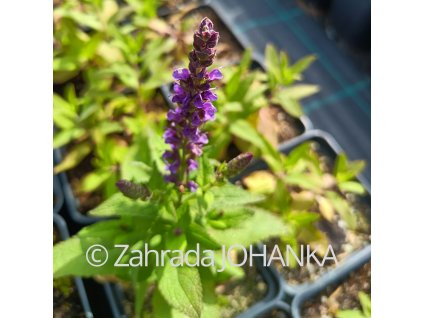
[53,174,64,215]
[54,148,105,227]
[53,214,94,318]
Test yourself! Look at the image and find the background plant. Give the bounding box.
[54,0,177,198]
[203,46,320,169]
[265,44,319,118]
[243,142,368,265]
[337,292,371,318]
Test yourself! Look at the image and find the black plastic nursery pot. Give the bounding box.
[53,174,64,215]
[54,148,106,227]
[53,214,94,318]
[53,151,64,215]
[233,129,371,318]
[299,0,332,14]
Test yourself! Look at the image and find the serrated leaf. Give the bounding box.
[53,220,141,279]
[208,184,264,211]
[158,264,203,318]
[88,193,157,218]
[187,223,221,249]
[208,207,287,246]
[121,160,152,184]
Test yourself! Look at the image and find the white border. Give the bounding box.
[372,0,423,316]
[0,0,51,316]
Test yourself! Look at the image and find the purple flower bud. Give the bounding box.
[187,159,198,171]
[187,181,198,192]
[199,17,214,32]
[116,180,151,200]
[225,153,254,178]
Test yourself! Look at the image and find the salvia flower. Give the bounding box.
[163,17,222,191]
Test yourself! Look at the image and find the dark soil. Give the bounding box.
[301,262,371,317]
[53,226,85,318]
[257,105,305,146]
[217,261,268,318]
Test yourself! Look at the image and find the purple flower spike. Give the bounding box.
[163,17,221,191]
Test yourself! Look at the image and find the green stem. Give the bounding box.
[134,281,148,318]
